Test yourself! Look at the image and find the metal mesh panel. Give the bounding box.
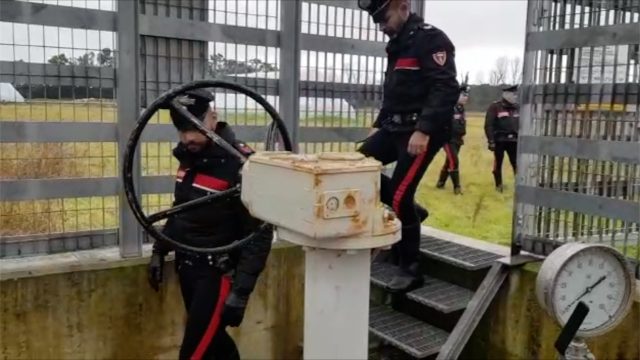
[516,0,640,272]
[0,1,119,255]
[0,0,388,257]
[299,2,385,153]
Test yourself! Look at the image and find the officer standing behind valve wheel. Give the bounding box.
[485,84,519,193]
[436,84,469,195]
[358,0,459,293]
[147,89,273,360]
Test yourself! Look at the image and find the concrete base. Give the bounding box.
[303,247,371,360]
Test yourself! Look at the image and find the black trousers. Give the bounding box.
[359,129,444,268]
[176,254,239,360]
[437,141,462,188]
[493,141,517,187]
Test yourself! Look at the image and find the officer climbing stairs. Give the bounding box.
[369,234,510,359]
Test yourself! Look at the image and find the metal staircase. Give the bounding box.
[369,235,508,359]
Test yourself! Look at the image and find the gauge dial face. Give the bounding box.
[325,197,339,212]
[537,243,635,339]
[551,247,629,333]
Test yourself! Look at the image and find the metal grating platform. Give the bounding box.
[420,236,502,270]
[370,261,397,288]
[407,277,473,314]
[369,305,449,359]
[371,262,473,314]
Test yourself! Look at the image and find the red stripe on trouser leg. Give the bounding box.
[443,144,455,171]
[190,276,232,360]
[392,151,427,216]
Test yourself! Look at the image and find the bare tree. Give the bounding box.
[489,56,509,85]
[508,56,522,84]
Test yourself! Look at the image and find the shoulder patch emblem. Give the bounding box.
[432,51,447,66]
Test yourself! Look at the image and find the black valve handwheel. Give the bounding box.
[122,80,293,253]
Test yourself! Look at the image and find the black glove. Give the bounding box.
[221,292,248,327]
[488,142,496,151]
[147,250,164,292]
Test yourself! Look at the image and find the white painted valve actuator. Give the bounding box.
[241,151,401,360]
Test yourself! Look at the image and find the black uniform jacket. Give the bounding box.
[160,122,272,296]
[451,104,466,144]
[484,99,520,143]
[374,13,459,135]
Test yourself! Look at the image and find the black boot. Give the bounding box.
[493,171,503,192]
[436,170,447,189]
[450,171,462,195]
[386,261,423,293]
[386,224,423,293]
[416,204,429,223]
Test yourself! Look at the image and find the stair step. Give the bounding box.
[370,261,396,288]
[369,305,449,359]
[420,235,502,271]
[371,262,473,314]
[407,277,473,314]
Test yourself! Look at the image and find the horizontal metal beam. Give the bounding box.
[300,34,386,57]
[0,177,118,201]
[1,121,371,143]
[142,124,269,142]
[516,185,640,224]
[519,136,640,164]
[305,0,360,9]
[0,229,118,258]
[0,61,115,80]
[520,83,640,106]
[141,176,174,194]
[0,122,116,142]
[139,15,385,57]
[0,176,179,201]
[139,14,280,47]
[527,23,640,50]
[144,124,369,143]
[299,126,368,142]
[1,0,116,31]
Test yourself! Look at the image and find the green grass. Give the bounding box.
[0,101,374,127]
[416,116,515,246]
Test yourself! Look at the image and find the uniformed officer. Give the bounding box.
[484,84,519,192]
[436,84,469,194]
[358,0,459,292]
[147,89,272,360]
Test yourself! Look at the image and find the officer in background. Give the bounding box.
[358,0,459,292]
[436,84,469,195]
[484,84,519,192]
[147,89,272,360]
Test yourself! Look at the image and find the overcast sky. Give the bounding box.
[424,0,528,83]
[1,0,529,84]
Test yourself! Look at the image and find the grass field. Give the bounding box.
[1,102,516,246]
[416,115,515,246]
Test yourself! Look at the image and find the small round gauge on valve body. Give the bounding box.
[536,243,635,338]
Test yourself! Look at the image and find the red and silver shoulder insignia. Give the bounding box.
[432,51,447,66]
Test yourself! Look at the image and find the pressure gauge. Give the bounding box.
[536,243,635,338]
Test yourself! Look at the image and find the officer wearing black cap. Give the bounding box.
[147,89,273,360]
[358,0,459,292]
[436,83,469,194]
[484,84,519,192]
